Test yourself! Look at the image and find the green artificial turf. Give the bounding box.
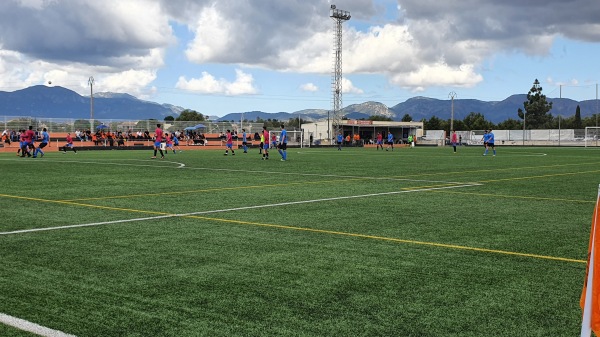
[0,146,598,336]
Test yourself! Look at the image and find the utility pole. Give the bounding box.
[88,76,95,130]
[448,92,456,134]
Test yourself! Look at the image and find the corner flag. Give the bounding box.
[581,185,600,336]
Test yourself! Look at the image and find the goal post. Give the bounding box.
[585,127,600,147]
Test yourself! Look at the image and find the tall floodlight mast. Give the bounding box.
[330,4,350,140]
[88,76,95,130]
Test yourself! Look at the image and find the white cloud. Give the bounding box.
[390,63,483,89]
[176,69,258,95]
[342,78,364,94]
[300,83,318,92]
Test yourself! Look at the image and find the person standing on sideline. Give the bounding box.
[451,130,458,153]
[386,131,394,151]
[262,126,270,160]
[152,123,165,159]
[278,124,288,161]
[407,135,413,148]
[483,129,496,156]
[62,133,77,154]
[242,129,248,153]
[224,129,235,156]
[376,132,383,150]
[34,128,50,158]
[336,132,343,151]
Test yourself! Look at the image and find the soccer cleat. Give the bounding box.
[161,156,164,159]
[151,156,156,159]
[281,159,285,161]
[232,153,235,156]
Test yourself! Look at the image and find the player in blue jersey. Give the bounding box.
[386,131,394,151]
[33,128,50,158]
[172,133,182,152]
[336,132,343,151]
[277,124,288,161]
[242,129,248,153]
[483,129,496,156]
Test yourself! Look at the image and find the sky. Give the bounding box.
[1,0,600,117]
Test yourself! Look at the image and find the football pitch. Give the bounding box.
[1,146,598,336]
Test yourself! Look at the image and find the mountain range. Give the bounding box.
[1,85,598,123]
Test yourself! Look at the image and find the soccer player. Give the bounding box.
[386,131,394,151]
[17,130,26,157]
[165,133,176,154]
[336,132,343,151]
[62,133,77,153]
[34,128,50,158]
[376,132,383,150]
[152,123,165,159]
[481,130,489,149]
[270,132,277,149]
[21,126,36,157]
[262,126,270,160]
[278,124,288,161]
[172,133,182,152]
[450,130,458,153]
[224,129,235,156]
[241,129,248,153]
[483,129,496,156]
[259,131,264,154]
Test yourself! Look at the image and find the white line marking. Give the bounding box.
[0,183,480,236]
[0,158,463,184]
[0,158,186,168]
[0,312,77,337]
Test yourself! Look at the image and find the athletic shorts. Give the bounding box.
[154,140,162,148]
[226,143,233,149]
[377,141,382,145]
[487,143,495,147]
[278,143,287,150]
[387,141,393,145]
[39,142,48,149]
[65,143,74,148]
[242,141,247,146]
[263,143,269,150]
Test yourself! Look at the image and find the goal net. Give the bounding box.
[585,127,600,147]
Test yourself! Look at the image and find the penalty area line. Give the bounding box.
[0,312,77,337]
[0,183,480,236]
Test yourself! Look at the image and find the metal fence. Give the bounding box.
[0,116,267,135]
[424,129,599,146]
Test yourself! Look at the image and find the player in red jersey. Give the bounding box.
[152,123,165,159]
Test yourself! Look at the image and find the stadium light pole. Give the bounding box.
[88,76,95,131]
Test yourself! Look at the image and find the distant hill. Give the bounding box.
[0,85,184,120]
[1,85,597,123]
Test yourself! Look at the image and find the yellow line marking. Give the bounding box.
[182,215,585,264]
[478,169,600,183]
[0,193,168,216]
[60,178,368,202]
[0,192,584,264]
[427,190,595,204]
[395,161,600,179]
